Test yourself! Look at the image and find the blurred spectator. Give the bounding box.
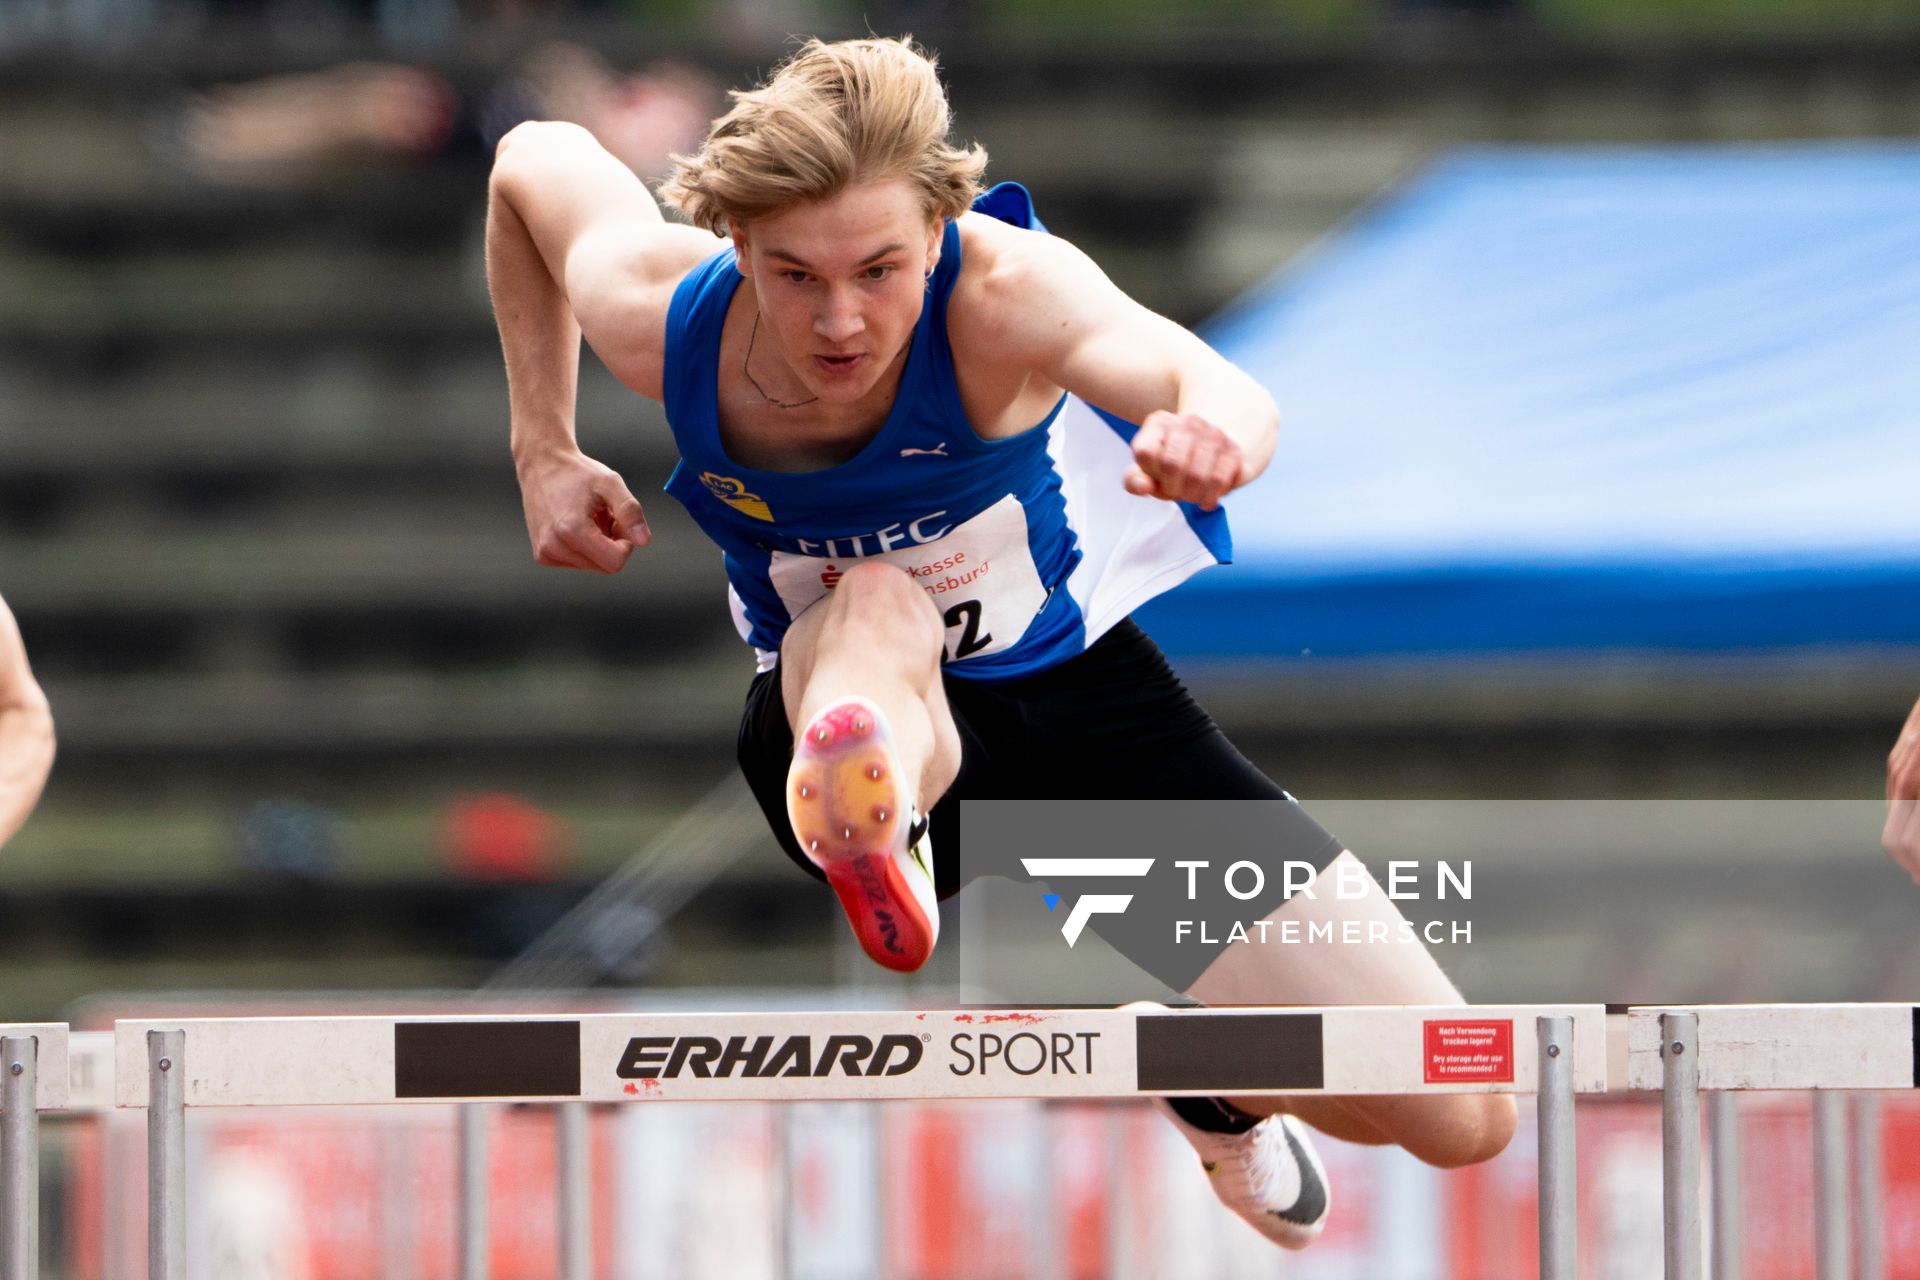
[0,593,54,849]
[163,43,718,186]
[236,799,347,878]
[1886,696,1920,883]
[438,790,570,881]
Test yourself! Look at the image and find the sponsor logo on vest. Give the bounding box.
[700,472,773,522]
[899,442,950,458]
[617,1033,925,1079]
[794,512,952,559]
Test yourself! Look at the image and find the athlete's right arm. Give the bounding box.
[0,595,53,849]
[487,121,720,573]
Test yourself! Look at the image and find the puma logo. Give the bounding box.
[899,442,950,458]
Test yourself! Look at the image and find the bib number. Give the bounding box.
[768,495,1047,663]
[943,599,992,660]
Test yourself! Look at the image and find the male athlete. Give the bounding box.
[488,37,1513,1248]
[0,593,54,848]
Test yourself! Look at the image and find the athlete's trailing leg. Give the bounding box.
[1186,851,1518,1169]
[1147,851,1512,1248]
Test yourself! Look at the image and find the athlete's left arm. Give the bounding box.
[982,232,1278,510]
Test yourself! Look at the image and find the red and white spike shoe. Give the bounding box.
[787,696,939,972]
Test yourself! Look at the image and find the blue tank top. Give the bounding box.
[661,183,1230,682]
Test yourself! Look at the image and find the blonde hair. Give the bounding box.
[660,37,987,234]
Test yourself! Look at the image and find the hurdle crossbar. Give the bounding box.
[117,1005,1602,1280]
[1627,1003,1917,1092]
[114,1004,1607,1106]
[1630,1004,1917,1280]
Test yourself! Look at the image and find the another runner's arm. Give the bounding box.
[486,122,716,571]
[984,233,1278,511]
[0,595,53,849]
[1886,695,1920,883]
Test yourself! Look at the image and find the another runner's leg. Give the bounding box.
[779,561,960,971]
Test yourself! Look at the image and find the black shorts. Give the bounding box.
[736,618,1341,902]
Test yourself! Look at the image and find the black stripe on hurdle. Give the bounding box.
[394,1021,581,1099]
[1912,1006,1918,1088]
[1135,1012,1324,1092]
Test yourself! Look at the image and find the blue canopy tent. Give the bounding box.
[1137,144,1920,660]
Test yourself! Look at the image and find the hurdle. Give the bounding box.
[34,1024,590,1280]
[1628,1003,1915,1280]
[114,1003,1605,1279]
[0,1025,69,1280]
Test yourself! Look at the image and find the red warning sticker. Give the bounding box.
[1423,1020,1514,1084]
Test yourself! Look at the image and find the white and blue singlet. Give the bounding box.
[660,182,1232,681]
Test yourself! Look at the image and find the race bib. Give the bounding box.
[768,495,1047,663]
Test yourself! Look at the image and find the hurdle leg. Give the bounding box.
[1662,1011,1702,1280]
[1707,1091,1741,1280]
[772,1107,793,1280]
[1854,1093,1884,1280]
[1812,1091,1849,1280]
[2,1036,37,1280]
[1104,1107,1132,1280]
[1030,1105,1065,1280]
[558,1104,589,1280]
[379,1120,414,1280]
[1536,1015,1576,1280]
[459,1105,490,1280]
[102,1115,132,1280]
[148,1029,186,1280]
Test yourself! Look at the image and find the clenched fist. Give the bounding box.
[1123,410,1249,512]
[516,446,650,574]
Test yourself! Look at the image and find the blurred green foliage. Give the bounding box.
[1537,0,1920,33]
[871,0,1920,37]
[972,0,1373,32]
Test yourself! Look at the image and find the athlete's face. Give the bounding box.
[733,180,942,406]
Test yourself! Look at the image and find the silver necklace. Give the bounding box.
[744,311,819,409]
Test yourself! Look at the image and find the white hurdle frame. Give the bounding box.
[113,1004,1606,1280]
[0,1025,70,1280]
[47,1028,596,1280]
[1629,1004,1917,1280]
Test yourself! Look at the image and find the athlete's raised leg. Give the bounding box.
[780,561,961,810]
[778,561,960,970]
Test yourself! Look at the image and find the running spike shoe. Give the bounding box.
[1153,1098,1331,1250]
[787,696,939,971]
